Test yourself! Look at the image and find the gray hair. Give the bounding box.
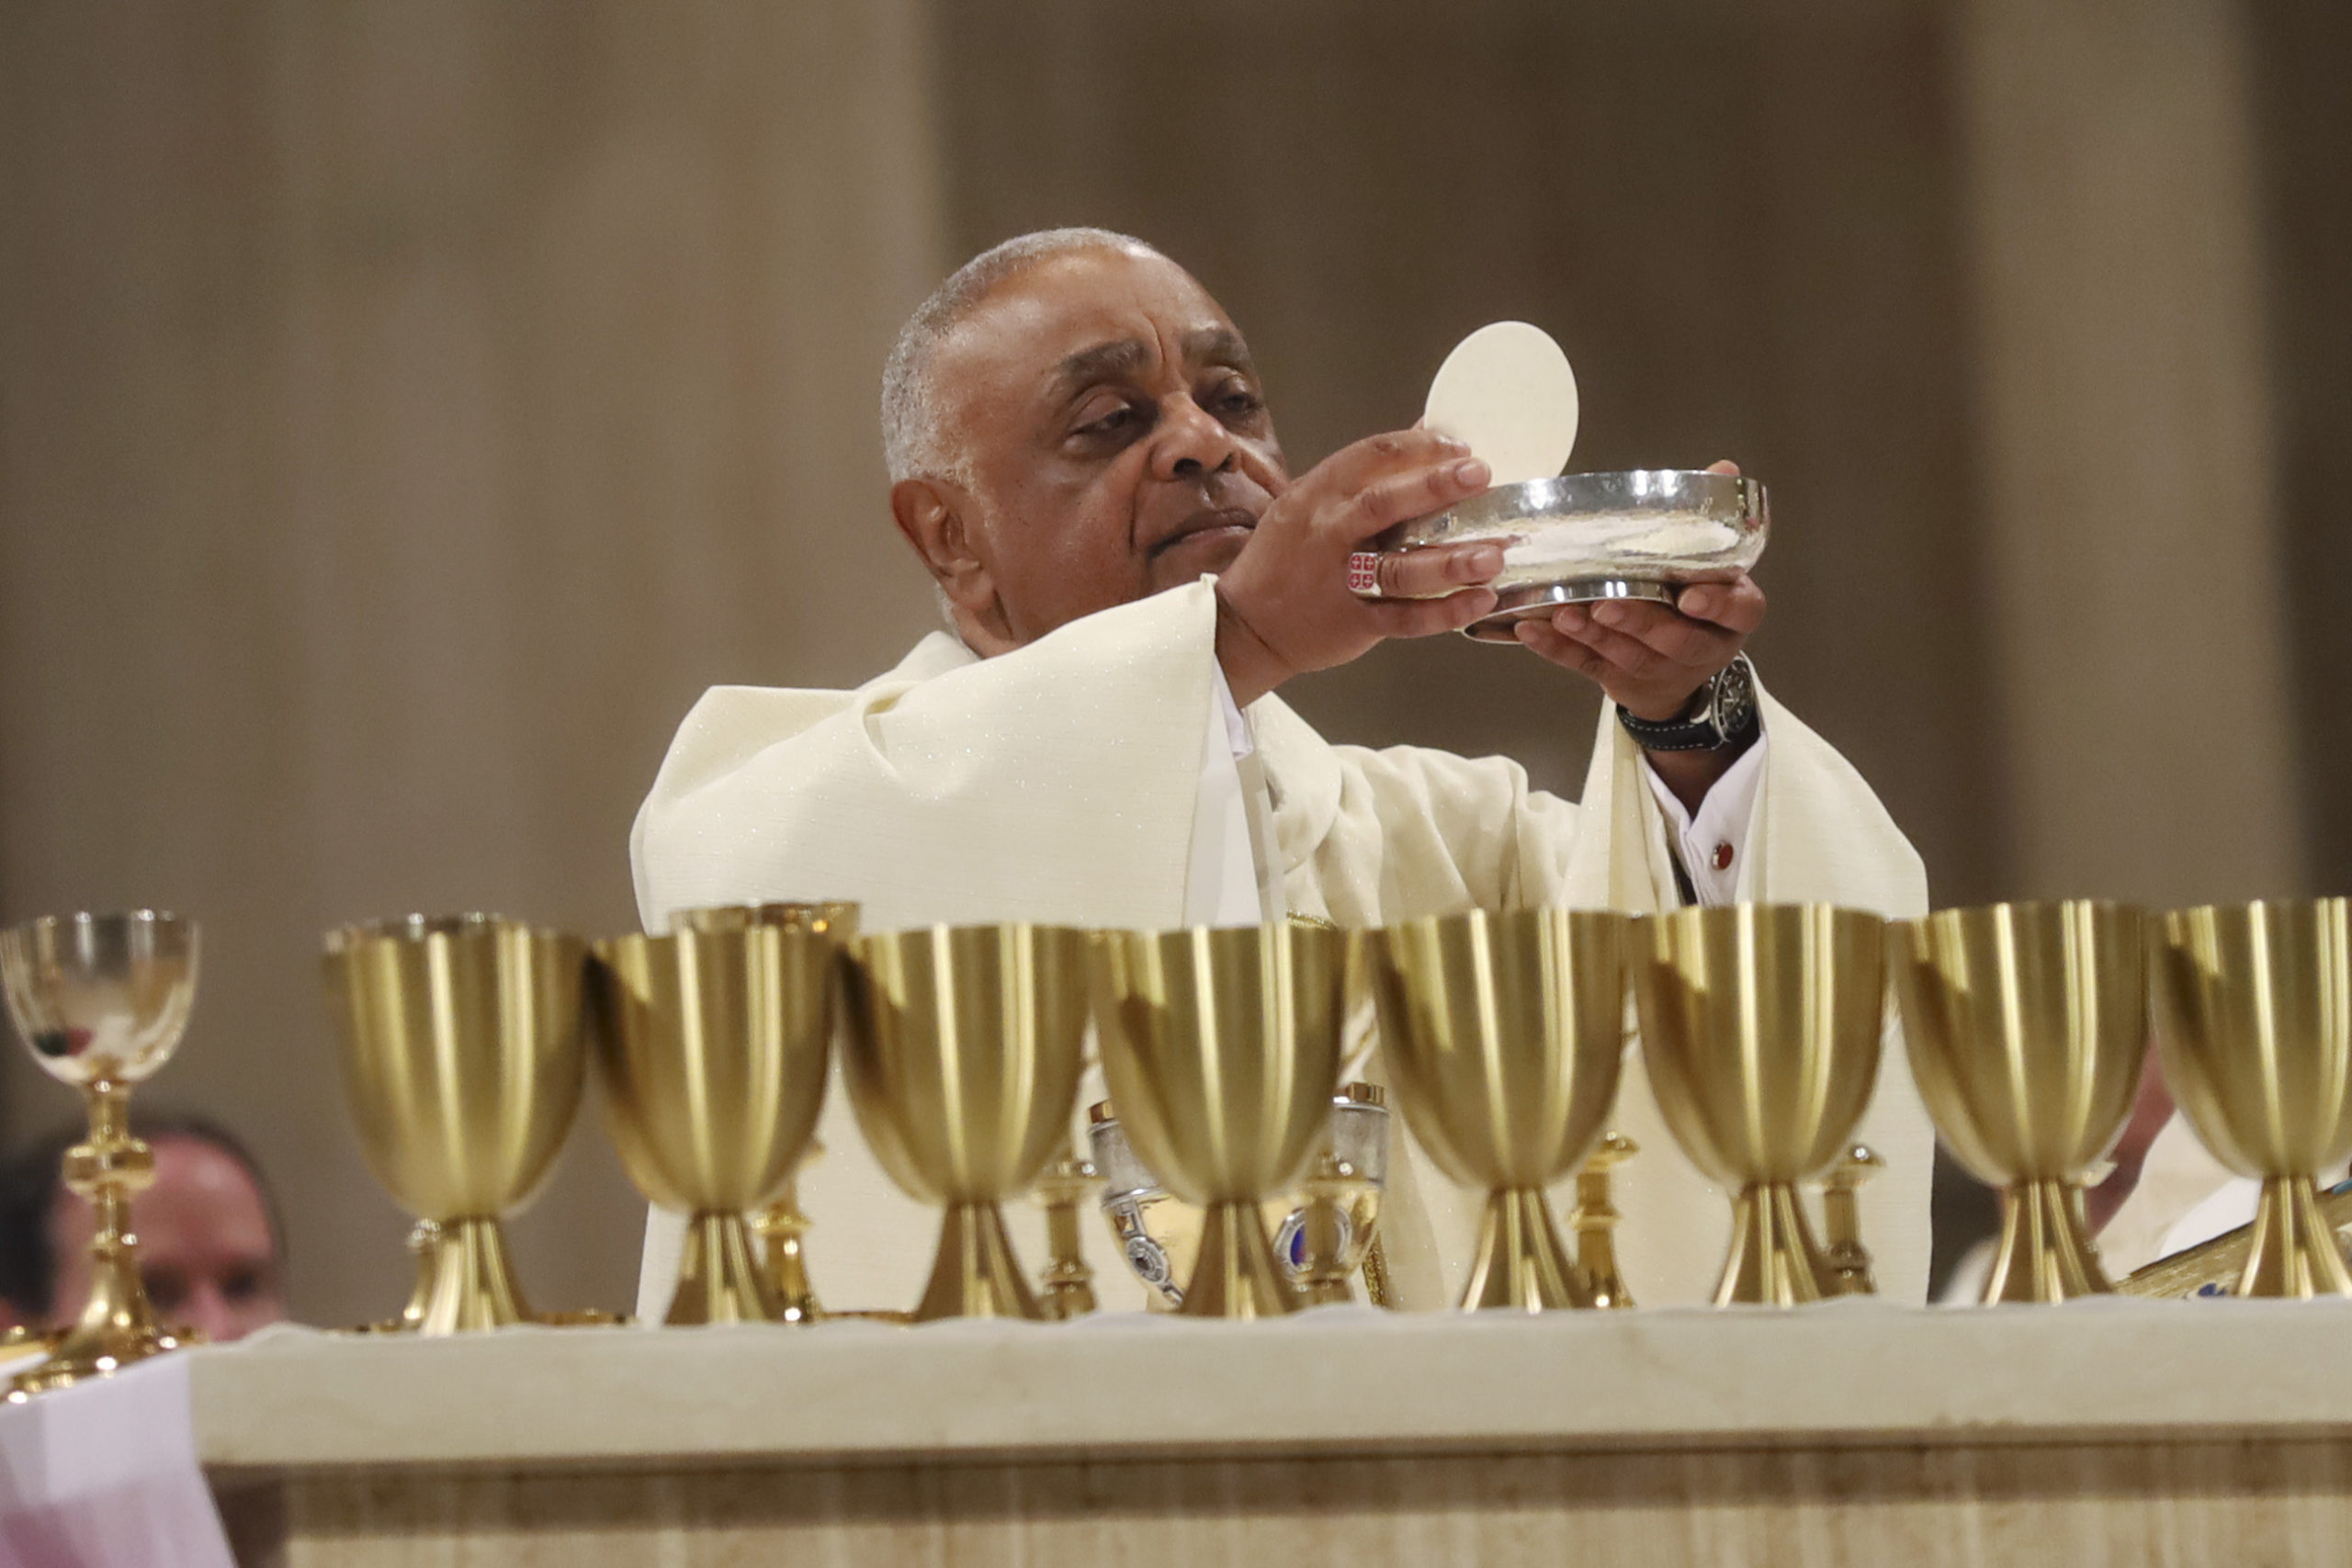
[880,227,1160,485]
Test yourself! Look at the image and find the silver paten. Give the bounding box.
[1373,468,1769,642]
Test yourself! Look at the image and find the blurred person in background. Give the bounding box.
[0,1115,288,1344]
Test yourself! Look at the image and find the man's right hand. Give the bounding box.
[1214,431,1501,705]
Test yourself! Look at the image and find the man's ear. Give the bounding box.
[890,479,995,614]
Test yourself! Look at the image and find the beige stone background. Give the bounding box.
[0,0,2343,1326]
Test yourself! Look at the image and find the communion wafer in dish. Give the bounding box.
[1421,321,1579,486]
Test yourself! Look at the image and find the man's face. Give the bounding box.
[917,246,1287,646]
[46,1134,287,1343]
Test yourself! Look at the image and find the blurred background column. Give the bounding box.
[0,0,945,1327]
[1952,0,2301,907]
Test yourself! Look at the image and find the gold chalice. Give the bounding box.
[669,901,861,1323]
[1089,924,1349,1318]
[2152,899,2352,1297]
[0,911,199,1395]
[840,924,1091,1320]
[592,923,833,1325]
[1891,901,2146,1303]
[1633,904,1886,1305]
[1366,908,1629,1311]
[322,914,590,1333]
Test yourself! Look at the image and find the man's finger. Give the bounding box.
[1514,617,1611,678]
[1672,575,1766,635]
[1588,600,1740,668]
[1704,457,1741,477]
[1367,587,1498,639]
[1311,428,1474,498]
[1550,607,1669,679]
[1335,456,1489,544]
[1372,542,1504,600]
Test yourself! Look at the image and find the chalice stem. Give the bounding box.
[395,1220,444,1329]
[760,1185,826,1324]
[1717,1181,1829,1305]
[1182,1200,1298,1318]
[418,1217,533,1334]
[1295,1192,1355,1307]
[1984,1178,2110,1303]
[1463,1188,1589,1311]
[915,1201,1044,1322]
[669,1212,781,1325]
[75,1079,157,1331]
[2238,1175,2352,1298]
[13,1077,187,1396]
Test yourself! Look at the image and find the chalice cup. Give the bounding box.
[840,924,1091,1321]
[1633,905,1886,1305]
[1891,901,2147,1303]
[592,922,832,1325]
[1367,908,1629,1311]
[1090,923,1350,1318]
[669,901,861,1324]
[322,914,590,1333]
[0,910,199,1395]
[2152,899,2352,1298]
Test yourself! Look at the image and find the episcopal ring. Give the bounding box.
[1346,552,1384,597]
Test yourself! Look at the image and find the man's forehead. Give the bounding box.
[938,248,1250,389]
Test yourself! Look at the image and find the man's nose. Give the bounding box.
[1149,397,1238,482]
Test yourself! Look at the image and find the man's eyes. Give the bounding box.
[1074,403,1142,438]
[141,1270,187,1313]
[1216,386,1265,420]
[1066,381,1263,445]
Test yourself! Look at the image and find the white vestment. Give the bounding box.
[628,579,1934,1316]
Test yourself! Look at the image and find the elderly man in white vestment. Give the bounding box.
[630,227,1935,1317]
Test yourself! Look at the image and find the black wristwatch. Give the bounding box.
[1615,654,1759,752]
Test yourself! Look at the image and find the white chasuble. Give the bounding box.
[629,578,1934,1319]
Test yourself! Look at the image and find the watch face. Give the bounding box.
[1711,657,1758,736]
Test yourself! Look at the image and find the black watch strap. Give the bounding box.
[1615,655,1760,752]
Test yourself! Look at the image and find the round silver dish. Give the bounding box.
[1372,468,1769,643]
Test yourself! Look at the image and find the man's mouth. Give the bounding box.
[1150,507,1258,558]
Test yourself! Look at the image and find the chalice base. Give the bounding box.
[1982,1179,2111,1303]
[414,1217,534,1334]
[1716,1181,1831,1305]
[913,1201,1045,1321]
[667,1212,781,1325]
[1462,1188,1593,1311]
[1182,1201,1300,1318]
[9,1256,195,1398]
[2236,1175,2352,1298]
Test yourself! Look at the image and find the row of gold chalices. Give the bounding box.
[317,895,2352,1327]
[1890,898,2352,1303]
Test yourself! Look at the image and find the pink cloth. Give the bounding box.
[0,1352,233,1568]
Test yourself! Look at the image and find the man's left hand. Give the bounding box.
[1510,461,1765,721]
